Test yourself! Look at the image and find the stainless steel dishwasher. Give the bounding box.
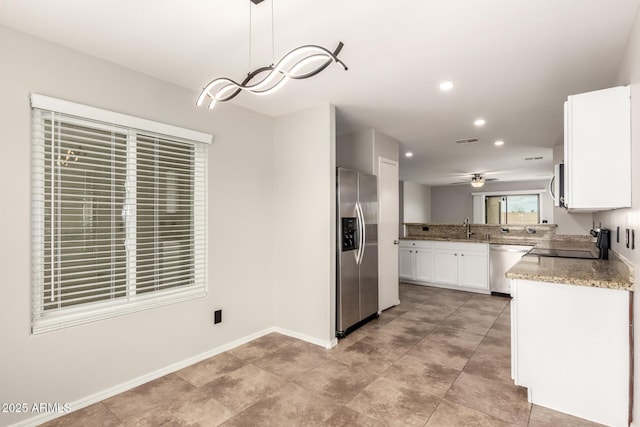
[489,244,533,294]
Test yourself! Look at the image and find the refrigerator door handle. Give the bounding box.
[356,201,366,264]
[354,202,361,264]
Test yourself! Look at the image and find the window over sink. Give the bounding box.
[472,189,547,225]
[485,194,540,225]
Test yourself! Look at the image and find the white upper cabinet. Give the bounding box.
[564,85,631,211]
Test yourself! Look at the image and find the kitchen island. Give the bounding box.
[507,255,633,427]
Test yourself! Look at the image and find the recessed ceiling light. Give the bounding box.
[494,140,504,146]
[439,81,454,91]
[474,119,486,126]
[405,152,414,158]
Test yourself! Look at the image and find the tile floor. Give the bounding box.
[41,284,604,426]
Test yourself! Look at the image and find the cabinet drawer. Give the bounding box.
[399,240,432,249]
[432,241,488,253]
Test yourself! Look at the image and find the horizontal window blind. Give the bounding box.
[31,97,208,334]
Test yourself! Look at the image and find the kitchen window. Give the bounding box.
[485,194,540,225]
[31,94,211,334]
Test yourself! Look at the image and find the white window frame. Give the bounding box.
[31,94,211,334]
[472,189,546,224]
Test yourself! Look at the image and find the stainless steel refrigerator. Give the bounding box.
[336,167,378,338]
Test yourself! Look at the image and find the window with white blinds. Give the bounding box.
[31,95,210,334]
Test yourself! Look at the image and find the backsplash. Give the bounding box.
[404,223,594,243]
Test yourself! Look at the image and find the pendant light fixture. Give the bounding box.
[196,0,348,110]
[471,174,485,188]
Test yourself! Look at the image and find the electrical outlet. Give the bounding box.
[214,309,222,324]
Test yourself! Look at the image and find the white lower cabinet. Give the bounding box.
[458,250,489,289]
[399,241,432,282]
[511,279,630,426]
[399,240,489,293]
[414,247,432,282]
[432,249,458,285]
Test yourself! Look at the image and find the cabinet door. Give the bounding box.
[458,251,488,290]
[414,248,432,282]
[432,249,458,285]
[565,86,631,210]
[399,247,414,280]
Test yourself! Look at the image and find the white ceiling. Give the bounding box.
[1,0,637,186]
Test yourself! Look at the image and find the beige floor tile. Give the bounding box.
[475,334,511,357]
[39,403,122,427]
[293,358,377,404]
[373,306,408,326]
[382,354,460,398]
[328,335,408,374]
[252,340,328,380]
[425,400,513,427]
[399,306,455,324]
[324,406,383,427]
[227,333,300,362]
[221,382,341,426]
[125,387,235,426]
[445,372,531,426]
[408,337,476,370]
[440,311,498,335]
[428,325,486,350]
[103,374,195,422]
[198,364,286,413]
[378,315,439,339]
[175,352,246,387]
[487,319,511,340]
[462,295,510,313]
[528,404,607,426]
[462,349,512,385]
[347,377,439,427]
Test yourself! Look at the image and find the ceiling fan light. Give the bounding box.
[471,174,485,187]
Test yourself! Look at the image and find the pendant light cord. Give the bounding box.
[271,0,275,65]
[249,0,252,72]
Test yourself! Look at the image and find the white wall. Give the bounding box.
[0,25,276,426]
[372,130,399,174]
[336,128,399,175]
[273,104,336,347]
[336,129,373,174]
[430,180,553,225]
[402,181,431,223]
[592,6,640,425]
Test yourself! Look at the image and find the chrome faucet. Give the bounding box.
[464,217,473,239]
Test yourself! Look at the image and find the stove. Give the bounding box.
[526,248,600,259]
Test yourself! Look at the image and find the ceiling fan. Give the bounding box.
[450,173,498,187]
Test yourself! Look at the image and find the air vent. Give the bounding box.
[525,156,544,161]
[454,138,480,145]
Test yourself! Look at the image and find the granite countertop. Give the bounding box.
[506,255,633,291]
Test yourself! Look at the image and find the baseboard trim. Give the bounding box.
[272,326,336,349]
[10,327,277,427]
